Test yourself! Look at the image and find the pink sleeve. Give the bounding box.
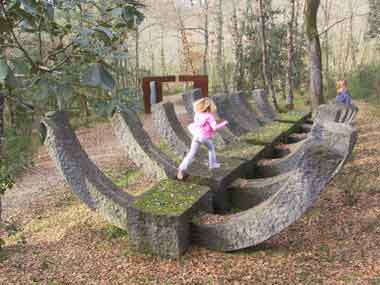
[206,114,217,130]
[215,120,228,130]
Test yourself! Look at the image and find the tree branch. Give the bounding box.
[0,2,38,70]
[319,12,370,36]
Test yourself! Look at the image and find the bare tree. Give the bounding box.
[304,0,325,111]
[201,0,209,75]
[216,0,228,92]
[231,0,245,90]
[286,0,296,109]
[257,0,279,110]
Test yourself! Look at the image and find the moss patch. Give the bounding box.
[133,180,208,216]
[242,122,293,145]
[219,143,264,159]
[114,169,143,188]
[277,110,310,123]
[157,142,181,164]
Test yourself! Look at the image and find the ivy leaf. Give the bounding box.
[81,63,115,91]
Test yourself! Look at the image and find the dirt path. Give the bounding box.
[2,122,131,221]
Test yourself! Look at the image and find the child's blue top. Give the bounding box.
[336,90,352,106]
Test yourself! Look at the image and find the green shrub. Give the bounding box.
[348,64,380,104]
[2,129,34,178]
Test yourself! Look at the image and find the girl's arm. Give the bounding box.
[207,114,228,131]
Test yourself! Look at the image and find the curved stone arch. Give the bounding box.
[256,120,357,178]
[111,106,178,180]
[151,102,192,159]
[252,89,277,121]
[41,111,132,230]
[192,142,344,251]
[191,120,357,251]
[228,92,263,128]
[211,94,250,136]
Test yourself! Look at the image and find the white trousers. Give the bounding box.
[179,136,218,171]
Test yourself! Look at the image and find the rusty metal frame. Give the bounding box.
[142,75,208,114]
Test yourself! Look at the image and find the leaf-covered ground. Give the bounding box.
[1,102,380,284]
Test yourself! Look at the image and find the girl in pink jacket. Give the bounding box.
[177,97,228,180]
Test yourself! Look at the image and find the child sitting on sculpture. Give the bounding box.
[177,97,228,180]
[336,79,353,106]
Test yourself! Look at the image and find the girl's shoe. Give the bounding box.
[177,170,189,181]
[209,163,221,170]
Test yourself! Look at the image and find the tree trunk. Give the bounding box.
[0,89,4,231]
[160,27,166,75]
[231,0,245,90]
[202,0,209,75]
[286,0,295,109]
[258,0,279,110]
[304,0,324,111]
[216,0,228,92]
[135,27,140,89]
[245,0,256,90]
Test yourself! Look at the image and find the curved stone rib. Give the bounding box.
[255,139,308,177]
[212,94,250,136]
[252,89,277,121]
[41,111,132,230]
[192,142,343,251]
[315,103,359,125]
[152,102,192,158]
[229,171,294,211]
[111,107,178,180]
[256,120,357,178]
[228,92,262,129]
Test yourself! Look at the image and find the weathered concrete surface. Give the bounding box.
[152,102,193,158]
[112,106,264,212]
[255,119,357,178]
[41,111,132,230]
[254,140,307,178]
[252,89,277,121]
[182,88,203,118]
[111,107,178,180]
[212,94,250,136]
[192,142,345,251]
[228,92,262,129]
[315,103,359,125]
[127,180,212,258]
[228,171,293,210]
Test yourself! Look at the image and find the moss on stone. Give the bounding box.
[157,141,182,164]
[242,122,293,145]
[219,143,264,159]
[278,110,309,123]
[133,180,208,216]
[114,169,143,188]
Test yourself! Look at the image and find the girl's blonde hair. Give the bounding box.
[336,80,348,93]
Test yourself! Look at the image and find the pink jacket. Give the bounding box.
[188,112,228,139]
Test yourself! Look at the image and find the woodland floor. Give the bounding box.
[1,102,380,284]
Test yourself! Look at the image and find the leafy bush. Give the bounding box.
[0,128,35,195]
[348,64,380,104]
